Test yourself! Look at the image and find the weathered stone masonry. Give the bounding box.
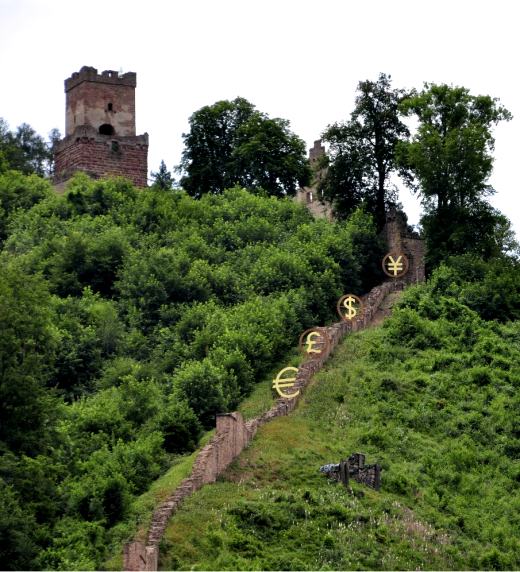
[382,209,426,284]
[54,66,148,188]
[123,279,404,571]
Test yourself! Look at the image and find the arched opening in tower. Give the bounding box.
[99,123,115,136]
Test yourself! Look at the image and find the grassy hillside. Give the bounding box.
[158,271,520,571]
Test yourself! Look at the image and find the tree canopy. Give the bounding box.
[150,160,174,190]
[0,119,59,177]
[397,83,513,265]
[319,73,409,228]
[178,97,311,198]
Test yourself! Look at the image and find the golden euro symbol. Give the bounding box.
[272,367,299,399]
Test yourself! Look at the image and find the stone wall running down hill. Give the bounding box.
[123,279,405,571]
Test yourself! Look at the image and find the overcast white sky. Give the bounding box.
[0,0,518,236]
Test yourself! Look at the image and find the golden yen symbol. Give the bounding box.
[382,252,409,278]
[272,367,300,399]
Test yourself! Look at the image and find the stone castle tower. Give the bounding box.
[294,140,333,220]
[54,66,148,188]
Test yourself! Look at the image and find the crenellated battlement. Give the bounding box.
[55,66,148,187]
[65,65,137,92]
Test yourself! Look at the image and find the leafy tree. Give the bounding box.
[178,97,310,198]
[420,199,518,266]
[65,173,138,218]
[320,73,409,228]
[0,259,58,454]
[46,128,62,177]
[0,170,53,243]
[0,481,38,570]
[178,98,255,197]
[396,83,512,266]
[156,399,202,453]
[232,114,311,198]
[173,359,231,428]
[0,119,10,172]
[151,160,174,190]
[0,119,56,177]
[52,292,125,398]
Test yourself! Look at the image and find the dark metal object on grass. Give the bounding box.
[319,453,381,490]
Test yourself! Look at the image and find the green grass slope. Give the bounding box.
[158,279,520,571]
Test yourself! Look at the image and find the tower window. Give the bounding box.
[107,102,113,111]
[99,123,115,136]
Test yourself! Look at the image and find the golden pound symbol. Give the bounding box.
[305,331,322,354]
[343,295,357,319]
[298,328,330,357]
[387,255,403,276]
[272,367,300,399]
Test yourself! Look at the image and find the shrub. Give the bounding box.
[384,308,441,350]
[156,400,202,454]
[173,359,231,428]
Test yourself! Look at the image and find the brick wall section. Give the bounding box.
[123,279,405,570]
[123,542,158,571]
[54,130,148,188]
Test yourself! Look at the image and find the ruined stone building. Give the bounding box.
[296,141,425,281]
[382,208,425,283]
[54,66,148,188]
[295,139,333,220]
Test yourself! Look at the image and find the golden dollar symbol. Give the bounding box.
[343,295,357,319]
[272,367,299,399]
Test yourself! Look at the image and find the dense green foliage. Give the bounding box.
[397,84,514,266]
[0,171,383,569]
[1,77,517,571]
[178,97,311,198]
[0,118,59,177]
[158,260,520,571]
[319,74,409,228]
[0,170,53,244]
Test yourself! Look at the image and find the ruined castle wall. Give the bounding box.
[123,279,402,570]
[123,542,158,572]
[403,237,426,283]
[382,216,425,285]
